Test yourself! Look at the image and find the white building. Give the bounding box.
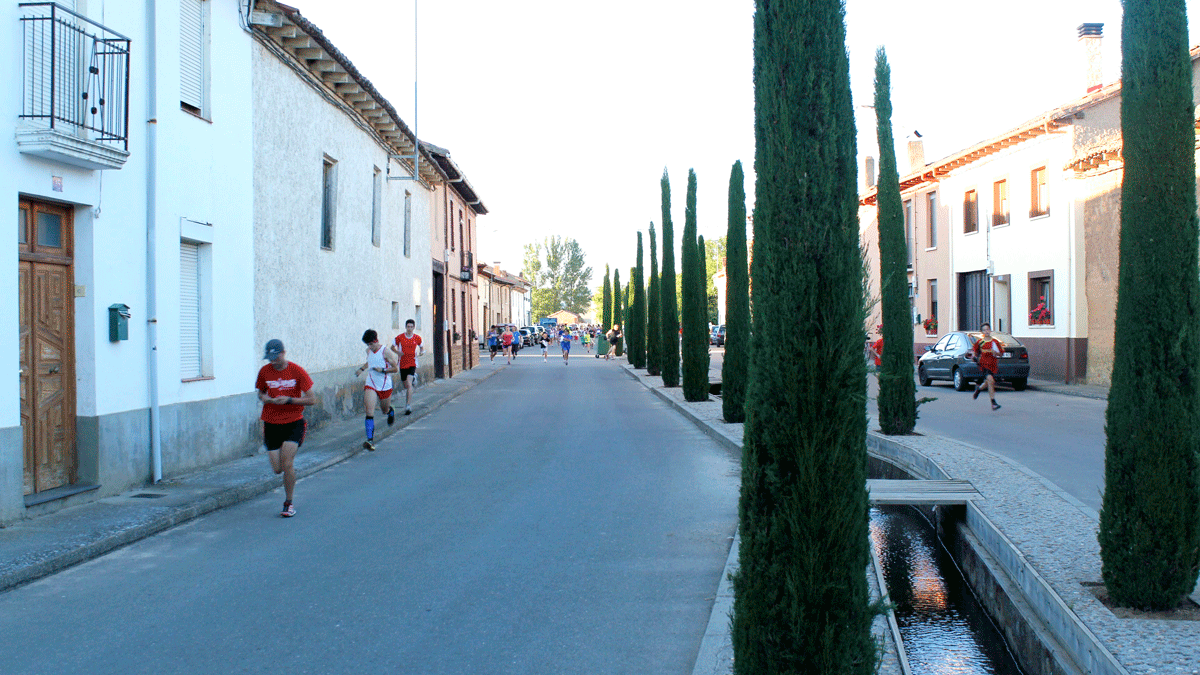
[3,0,256,523]
[249,1,441,400]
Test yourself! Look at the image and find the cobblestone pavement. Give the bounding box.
[620,357,1200,675]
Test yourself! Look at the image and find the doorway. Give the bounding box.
[993,275,1011,334]
[18,199,77,496]
[432,271,444,379]
[957,270,990,332]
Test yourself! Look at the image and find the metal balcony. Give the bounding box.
[18,2,130,169]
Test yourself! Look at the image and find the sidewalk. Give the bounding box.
[618,358,1199,675]
[0,364,503,594]
[1027,377,1109,400]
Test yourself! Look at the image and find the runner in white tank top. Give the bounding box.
[355,329,397,451]
[364,343,393,392]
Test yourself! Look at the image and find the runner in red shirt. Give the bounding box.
[389,319,425,415]
[256,339,314,517]
[972,322,1003,411]
[501,326,515,365]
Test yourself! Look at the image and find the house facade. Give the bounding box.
[860,28,1200,385]
[478,264,527,331]
[249,1,441,414]
[3,0,256,523]
[423,143,485,379]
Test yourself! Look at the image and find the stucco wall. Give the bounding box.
[252,43,434,374]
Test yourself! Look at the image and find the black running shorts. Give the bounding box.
[400,366,417,381]
[264,419,306,451]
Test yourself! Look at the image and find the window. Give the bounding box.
[180,240,213,379]
[392,301,400,329]
[963,190,978,234]
[992,179,1008,226]
[929,279,938,327]
[1030,166,1048,218]
[371,167,382,247]
[180,0,209,116]
[414,304,422,328]
[1028,270,1054,325]
[321,158,336,250]
[903,199,913,267]
[926,192,937,248]
[403,190,412,257]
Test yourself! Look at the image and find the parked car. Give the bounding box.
[522,326,543,343]
[518,328,533,346]
[709,324,726,347]
[917,331,1030,391]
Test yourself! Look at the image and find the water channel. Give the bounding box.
[870,505,1025,674]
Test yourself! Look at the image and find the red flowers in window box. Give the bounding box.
[922,317,938,334]
[1029,296,1052,325]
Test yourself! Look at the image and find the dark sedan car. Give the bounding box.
[917,331,1030,391]
[710,324,726,347]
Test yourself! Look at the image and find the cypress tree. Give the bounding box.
[613,269,624,357]
[722,160,749,423]
[681,170,706,400]
[731,0,876,670]
[632,237,647,368]
[696,234,711,389]
[874,48,917,435]
[660,170,680,387]
[647,223,662,376]
[602,265,612,330]
[1099,0,1200,610]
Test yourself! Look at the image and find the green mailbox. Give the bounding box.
[108,303,131,342]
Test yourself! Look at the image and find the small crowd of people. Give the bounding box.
[254,320,425,518]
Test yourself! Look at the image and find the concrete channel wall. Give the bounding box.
[867,433,1128,675]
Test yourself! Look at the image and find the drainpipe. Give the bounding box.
[145,0,162,483]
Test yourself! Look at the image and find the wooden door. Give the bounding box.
[19,200,76,495]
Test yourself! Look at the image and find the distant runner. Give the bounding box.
[390,319,425,415]
[972,322,1003,411]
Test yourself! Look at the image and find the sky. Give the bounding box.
[292,0,1200,288]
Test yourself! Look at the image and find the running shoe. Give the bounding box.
[405,406,412,416]
[387,408,395,426]
[281,501,295,518]
[363,439,375,451]
[992,401,1002,411]
[972,382,982,400]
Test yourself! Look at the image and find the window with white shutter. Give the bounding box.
[180,0,207,115]
[180,241,203,378]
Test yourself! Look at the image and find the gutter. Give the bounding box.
[145,0,162,482]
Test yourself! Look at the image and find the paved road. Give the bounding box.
[0,357,739,675]
[709,347,1107,514]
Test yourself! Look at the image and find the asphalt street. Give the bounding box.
[0,355,740,675]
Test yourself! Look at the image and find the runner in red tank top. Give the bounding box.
[972,322,1003,411]
[389,319,425,415]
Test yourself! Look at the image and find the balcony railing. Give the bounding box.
[20,2,130,150]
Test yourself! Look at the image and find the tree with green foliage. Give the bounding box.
[602,265,612,330]
[612,269,624,357]
[874,48,917,435]
[647,224,662,376]
[722,160,749,423]
[1099,0,1200,611]
[731,0,877,671]
[696,234,710,371]
[682,170,709,402]
[631,237,647,368]
[521,236,593,319]
[659,170,680,386]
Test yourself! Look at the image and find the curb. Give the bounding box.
[0,368,502,594]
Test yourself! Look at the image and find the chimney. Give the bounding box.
[907,140,924,173]
[1079,23,1103,93]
